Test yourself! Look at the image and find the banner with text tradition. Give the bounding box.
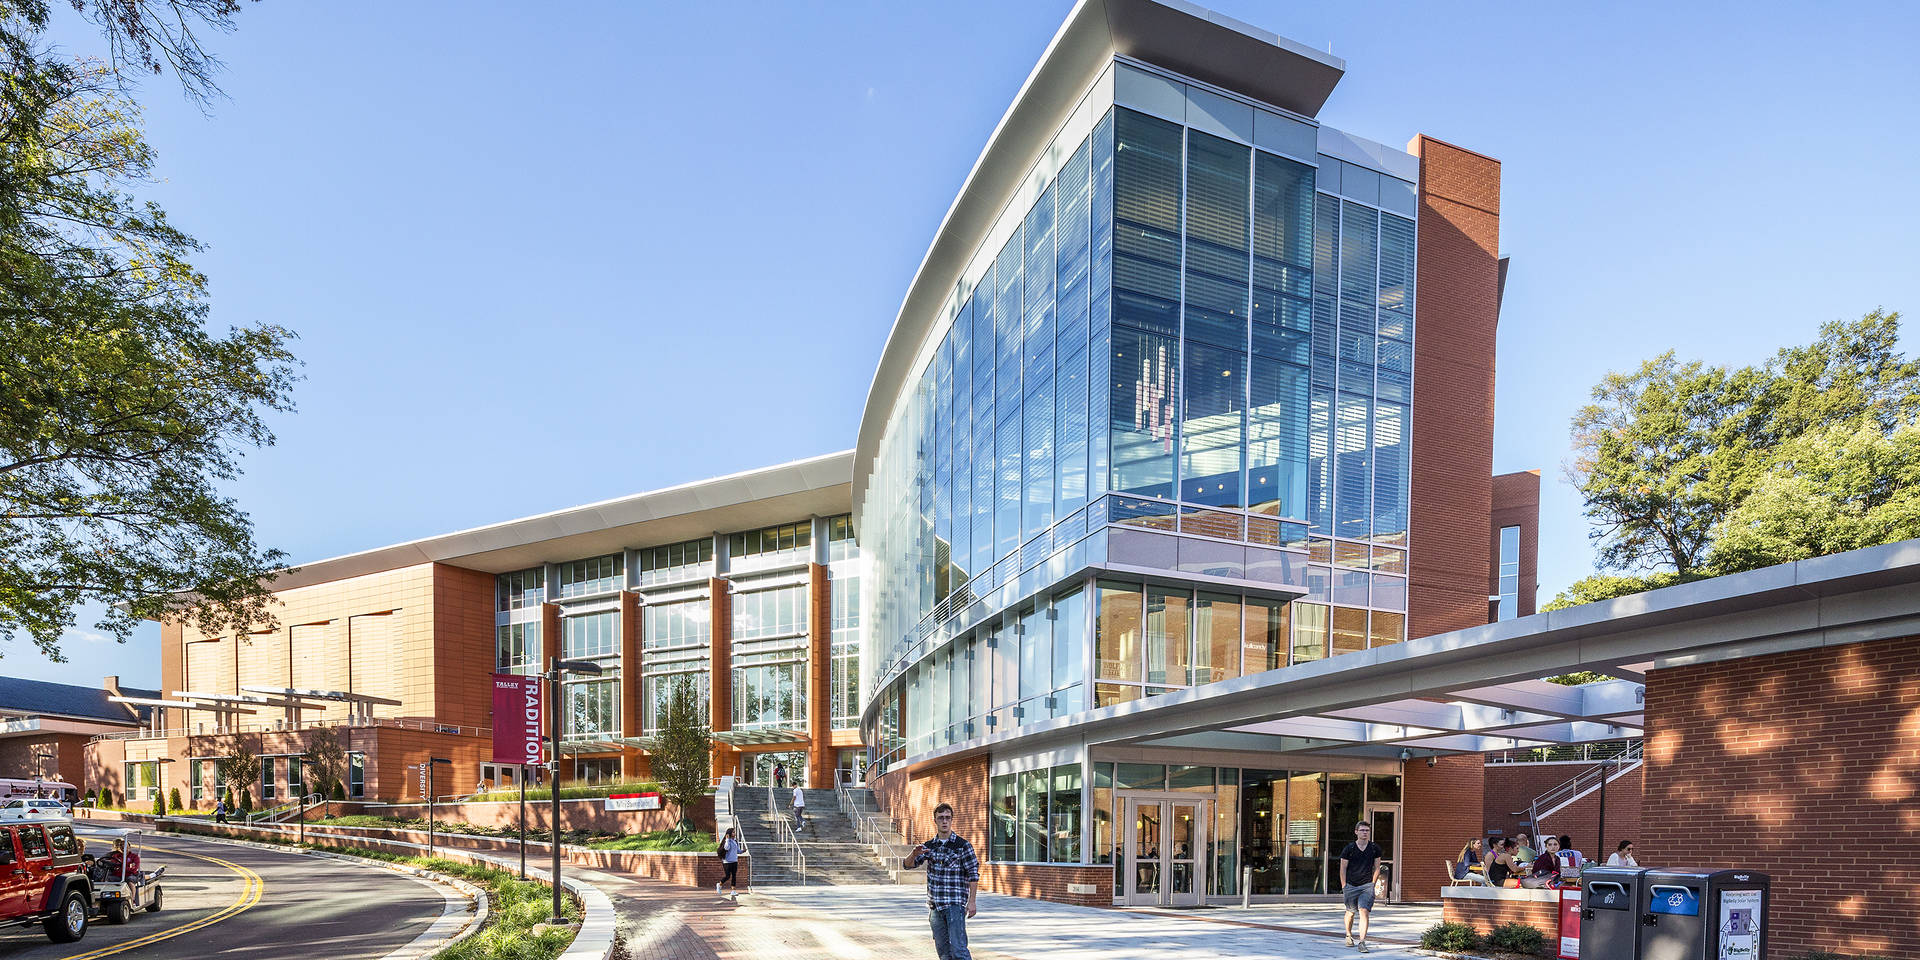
[492,673,544,767]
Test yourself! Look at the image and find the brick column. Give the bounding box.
[708,577,732,781]
[620,589,641,778]
[1405,135,1501,640]
[807,563,832,788]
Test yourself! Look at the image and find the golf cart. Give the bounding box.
[81,829,164,923]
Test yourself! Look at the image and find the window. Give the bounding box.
[497,568,546,612]
[732,662,805,730]
[643,600,709,649]
[826,514,858,561]
[728,521,812,571]
[557,554,623,598]
[1497,525,1521,620]
[637,539,713,586]
[496,622,541,675]
[644,672,710,732]
[260,756,276,803]
[289,757,304,798]
[831,577,861,728]
[732,584,807,641]
[348,753,365,798]
[564,679,619,740]
[573,758,620,785]
[562,610,618,660]
[990,763,1085,864]
[17,825,47,859]
[189,759,204,806]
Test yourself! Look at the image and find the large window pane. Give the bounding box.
[1243,597,1288,674]
[1095,582,1142,682]
[1050,764,1083,863]
[1019,768,1049,862]
[990,773,1016,861]
[1052,588,1086,693]
[1110,326,1179,499]
[1287,773,1327,895]
[1181,342,1246,507]
[1144,588,1190,687]
[1331,605,1368,657]
[1192,593,1241,685]
[1293,601,1328,663]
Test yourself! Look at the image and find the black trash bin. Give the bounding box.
[1580,866,1648,960]
[1641,868,1770,960]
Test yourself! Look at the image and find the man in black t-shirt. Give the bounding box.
[1339,822,1387,952]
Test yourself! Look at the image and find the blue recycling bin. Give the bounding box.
[1640,868,1770,960]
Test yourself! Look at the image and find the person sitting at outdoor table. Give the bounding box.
[1555,834,1585,874]
[1488,839,1522,888]
[1515,832,1537,865]
[1521,836,1563,888]
[1454,839,1484,879]
[1606,839,1638,867]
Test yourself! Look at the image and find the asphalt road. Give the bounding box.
[0,826,451,960]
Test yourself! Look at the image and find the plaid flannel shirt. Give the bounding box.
[910,833,979,907]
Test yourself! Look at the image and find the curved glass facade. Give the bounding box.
[860,65,1418,772]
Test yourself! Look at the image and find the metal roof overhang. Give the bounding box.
[889,539,1920,772]
[852,0,1345,519]
[712,728,810,747]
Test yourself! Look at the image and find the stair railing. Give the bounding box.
[1525,740,1644,833]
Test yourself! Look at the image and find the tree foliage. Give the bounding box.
[651,675,711,842]
[211,733,255,797]
[1554,311,1920,609]
[2,0,294,660]
[303,728,345,800]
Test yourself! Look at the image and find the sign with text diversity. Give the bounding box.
[606,792,662,812]
[492,673,544,767]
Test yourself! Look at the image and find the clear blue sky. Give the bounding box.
[17,0,1918,688]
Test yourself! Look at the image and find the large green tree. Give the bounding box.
[1553,311,1919,608]
[651,675,712,843]
[2,0,294,660]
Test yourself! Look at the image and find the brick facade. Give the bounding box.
[808,563,832,788]
[1482,761,1643,852]
[1406,136,1501,641]
[1641,634,1920,957]
[1489,470,1540,619]
[1402,754,1485,902]
[874,756,990,856]
[0,733,89,788]
[1442,889,1561,937]
[982,862,1114,907]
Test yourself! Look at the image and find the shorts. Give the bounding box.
[1343,882,1377,911]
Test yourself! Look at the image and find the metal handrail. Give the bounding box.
[1526,741,1644,832]
[246,792,324,825]
[1487,739,1640,764]
[766,784,806,884]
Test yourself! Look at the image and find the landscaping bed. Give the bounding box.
[312,814,716,852]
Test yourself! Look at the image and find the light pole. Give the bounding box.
[31,751,52,799]
[427,756,452,858]
[518,766,528,880]
[546,657,603,925]
[293,756,308,846]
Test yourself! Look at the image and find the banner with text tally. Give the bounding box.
[492,673,544,766]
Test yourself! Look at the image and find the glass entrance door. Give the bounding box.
[1122,795,1209,906]
[1365,803,1401,901]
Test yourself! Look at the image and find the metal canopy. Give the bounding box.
[712,728,809,747]
[110,696,257,715]
[239,685,402,707]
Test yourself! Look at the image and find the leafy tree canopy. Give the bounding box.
[2,0,294,660]
[651,676,711,842]
[1550,311,1919,610]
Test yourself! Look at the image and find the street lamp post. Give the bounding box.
[292,756,308,846]
[31,751,52,799]
[518,767,528,880]
[546,657,603,926]
[427,757,452,858]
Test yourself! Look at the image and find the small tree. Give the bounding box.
[96,787,110,808]
[331,782,346,801]
[222,786,234,808]
[304,729,347,800]
[652,676,713,844]
[213,736,258,810]
[238,787,252,813]
[151,791,164,816]
[168,788,183,812]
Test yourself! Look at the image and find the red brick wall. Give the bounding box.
[808,563,832,788]
[873,756,989,853]
[1403,754,1485,901]
[1641,635,1920,957]
[1442,892,1561,936]
[1407,136,1501,641]
[983,862,1113,906]
[0,733,90,789]
[1482,762,1642,852]
[367,793,714,835]
[1490,470,1540,618]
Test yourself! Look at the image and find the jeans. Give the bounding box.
[928,904,971,960]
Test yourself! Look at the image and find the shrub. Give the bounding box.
[151,792,165,816]
[96,787,110,808]
[223,787,234,808]
[239,787,253,813]
[168,788,183,812]
[1486,921,1547,955]
[331,783,346,801]
[1421,921,1482,953]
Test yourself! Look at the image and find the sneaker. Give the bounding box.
[1358,941,1370,953]
[1346,935,1355,948]
[715,882,722,896]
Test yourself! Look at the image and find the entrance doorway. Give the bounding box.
[1365,802,1401,900]
[743,751,807,787]
[1120,793,1208,906]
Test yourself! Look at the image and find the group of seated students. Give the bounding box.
[1455,833,1623,887]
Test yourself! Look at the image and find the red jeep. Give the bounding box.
[0,818,91,942]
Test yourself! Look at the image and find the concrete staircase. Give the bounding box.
[735,786,898,886]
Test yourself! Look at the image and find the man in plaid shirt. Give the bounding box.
[901,801,979,960]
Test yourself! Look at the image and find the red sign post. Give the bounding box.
[492,673,544,767]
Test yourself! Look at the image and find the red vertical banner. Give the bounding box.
[492,673,544,766]
[1558,887,1582,959]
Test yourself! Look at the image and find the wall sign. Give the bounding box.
[606,792,662,812]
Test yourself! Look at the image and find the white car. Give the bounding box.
[0,798,71,820]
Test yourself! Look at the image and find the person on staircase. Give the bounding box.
[791,782,807,829]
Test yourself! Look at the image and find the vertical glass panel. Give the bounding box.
[1181,342,1246,507]
[1286,772,1327,895]
[1089,110,1115,503]
[1144,587,1190,687]
[1192,592,1241,685]
[1378,213,1415,315]
[1334,391,1373,539]
[1110,326,1179,499]
[1134,801,1162,896]
[1019,768,1049,862]
[1024,369,1055,540]
[1113,109,1184,336]
[996,408,1022,560]
[990,772,1016,861]
[1019,603,1050,703]
[1243,597,1288,674]
[1331,606,1368,657]
[1369,610,1406,648]
[1214,768,1240,897]
[990,622,1017,716]
[1373,400,1410,543]
[1095,581,1143,682]
[1050,764,1083,864]
[1338,202,1377,305]
[1053,588,1086,694]
[1240,769,1283,895]
[1093,762,1115,872]
[1292,601,1328,663]
[1248,328,1309,518]
[1308,385,1332,532]
[1325,773,1364,892]
[1057,344,1090,519]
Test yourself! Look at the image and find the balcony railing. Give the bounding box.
[88,715,489,743]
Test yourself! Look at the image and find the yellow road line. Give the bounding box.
[59,846,265,960]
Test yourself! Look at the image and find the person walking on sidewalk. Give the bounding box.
[716,827,744,901]
[902,801,979,960]
[1340,821,1388,952]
